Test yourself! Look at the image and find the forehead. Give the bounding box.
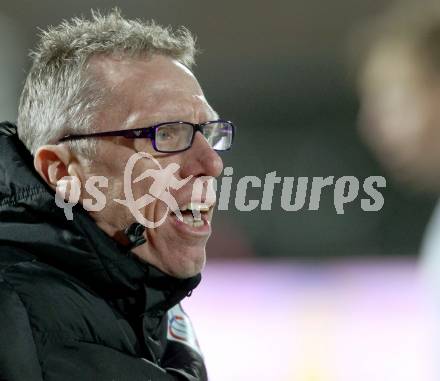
[89,54,215,128]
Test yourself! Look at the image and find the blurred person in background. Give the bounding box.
[353,0,440,267]
[0,9,235,380]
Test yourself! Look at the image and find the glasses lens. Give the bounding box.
[202,122,234,151]
[155,123,193,152]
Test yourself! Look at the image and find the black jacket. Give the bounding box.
[0,122,208,381]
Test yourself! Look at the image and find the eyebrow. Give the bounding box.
[141,111,221,127]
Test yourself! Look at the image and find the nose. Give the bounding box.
[179,131,224,179]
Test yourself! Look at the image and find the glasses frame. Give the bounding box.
[58,119,235,153]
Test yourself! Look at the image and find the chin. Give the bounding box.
[167,247,207,279]
[134,242,207,279]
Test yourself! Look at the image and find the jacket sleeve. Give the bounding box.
[162,304,208,381]
[0,279,44,381]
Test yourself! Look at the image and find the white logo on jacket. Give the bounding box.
[167,304,202,356]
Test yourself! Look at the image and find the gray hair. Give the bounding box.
[17,8,197,156]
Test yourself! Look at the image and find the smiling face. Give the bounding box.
[82,54,224,278]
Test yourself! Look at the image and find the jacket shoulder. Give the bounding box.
[0,121,17,136]
[0,278,44,380]
[0,245,37,271]
[0,249,132,348]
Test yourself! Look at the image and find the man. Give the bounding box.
[0,9,234,380]
[355,2,440,193]
[353,1,440,275]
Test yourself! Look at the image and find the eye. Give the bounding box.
[157,125,180,141]
[157,129,171,140]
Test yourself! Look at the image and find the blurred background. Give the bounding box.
[1,1,439,380]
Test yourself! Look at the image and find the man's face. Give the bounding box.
[358,45,440,191]
[82,54,224,278]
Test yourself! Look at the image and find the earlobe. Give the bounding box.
[34,145,71,191]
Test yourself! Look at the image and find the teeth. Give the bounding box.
[181,214,204,227]
[176,202,211,221]
[179,202,211,212]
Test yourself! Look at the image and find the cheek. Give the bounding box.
[131,179,171,227]
[145,220,180,254]
[131,177,153,200]
[391,99,437,147]
[107,179,124,203]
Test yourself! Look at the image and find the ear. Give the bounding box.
[34,145,79,192]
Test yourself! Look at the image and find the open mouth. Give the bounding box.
[170,202,212,227]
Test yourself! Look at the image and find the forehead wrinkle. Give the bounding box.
[129,92,217,127]
[94,56,217,129]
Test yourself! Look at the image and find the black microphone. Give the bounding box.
[124,222,146,249]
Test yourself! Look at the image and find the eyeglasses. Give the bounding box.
[58,120,235,153]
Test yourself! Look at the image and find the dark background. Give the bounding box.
[1,0,435,258]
